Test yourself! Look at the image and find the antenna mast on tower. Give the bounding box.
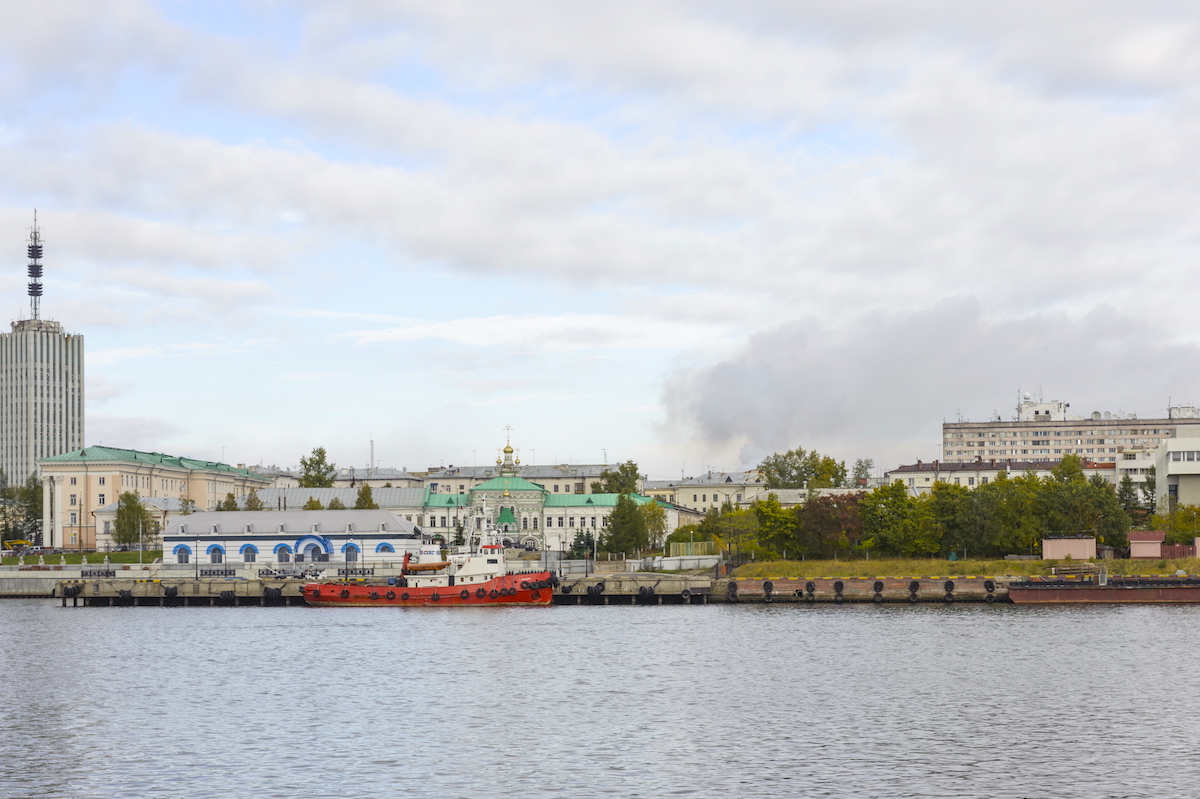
[27,210,43,320]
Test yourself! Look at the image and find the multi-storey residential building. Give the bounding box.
[38,446,270,549]
[0,217,84,484]
[1154,424,1200,508]
[940,395,1197,465]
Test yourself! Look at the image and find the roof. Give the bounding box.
[40,446,265,479]
[1128,530,1166,542]
[645,470,763,488]
[426,464,612,480]
[470,475,548,493]
[165,509,417,536]
[95,496,190,513]
[545,493,656,508]
[497,507,517,525]
[887,459,1115,474]
[254,487,426,509]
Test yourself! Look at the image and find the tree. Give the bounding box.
[567,529,595,559]
[753,493,796,557]
[795,492,865,559]
[1152,504,1200,545]
[602,494,648,554]
[298,447,336,488]
[590,461,641,494]
[639,501,668,549]
[244,490,265,511]
[758,447,847,489]
[1142,466,1157,513]
[217,493,238,512]
[851,458,874,487]
[327,497,346,510]
[354,484,379,509]
[860,482,941,557]
[303,496,324,510]
[112,492,154,546]
[178,496,196,515]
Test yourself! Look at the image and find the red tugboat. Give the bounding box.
[303,543,556,607]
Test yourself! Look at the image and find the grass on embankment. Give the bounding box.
[1,551,163,566]
[731,557,1200,579]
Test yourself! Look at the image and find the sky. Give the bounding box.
[3,1,1200,479]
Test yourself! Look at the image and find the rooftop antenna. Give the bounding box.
[369,435,374,477]
[602,448,607,463]
[27,210,43,320]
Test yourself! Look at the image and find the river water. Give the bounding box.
[1,599,1198,798]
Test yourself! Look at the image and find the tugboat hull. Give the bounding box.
[303,571,555,607]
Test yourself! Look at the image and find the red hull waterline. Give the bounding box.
[303,571,555,607]
[1008,586,1200,604]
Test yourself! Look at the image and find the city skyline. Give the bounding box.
[2,4,1200,478]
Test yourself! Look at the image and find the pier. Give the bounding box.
[54,573,1013,606]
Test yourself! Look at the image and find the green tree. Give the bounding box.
[327,496,346,510]
[1142,466,1157,512]
[244,490,265,511]
[758,447,847,489]
[590,461,641,494]
[354,484,379,509]
[752,493,796,557]
[303,496,324,510]
[178,496,196,515]
[639,501,668,549]
[567,529,595,559]
[299,447,336,488]
[216,493,238,512]
[112,492,154,546]
[860,482,941,556]
[929,482,974,556]
[602,494,648,554]
[1152,504,1200,544]
[851,458,874,486]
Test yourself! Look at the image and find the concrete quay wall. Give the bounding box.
[716,576,1010,603]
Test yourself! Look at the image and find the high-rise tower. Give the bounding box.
[0,212,84,490]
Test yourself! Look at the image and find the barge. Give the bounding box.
[1008,575,1200,604]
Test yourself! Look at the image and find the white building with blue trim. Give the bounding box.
[161,509,424,566]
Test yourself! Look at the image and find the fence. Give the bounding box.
[669,541,717,557]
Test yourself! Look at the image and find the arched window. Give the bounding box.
[522,517,528,529]
[174,544,191,564]
[342,543,360,562]
[207,545,224,564]
[274,544,292,563]
[376,543,395,553]
[240,544,258,563]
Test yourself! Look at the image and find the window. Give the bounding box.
[97,494,105,505]
[178,551,189,564]
[569,517,575,527]
[558,517,564,527]
[702,494,707,502]
[981,477,989,484]
[907,478,914,486]
[693,494,697,502]
[243,549,256,563]
[575,483,583,493]
[103,521,110,535]
[70,477,76,485]
[98,477,105,485]
[69,494,77,506]
[345,547,358,562]
[210,549,224,564]
[522,518,528,529]
[736,494,742,502]
[554,485,560,493]
[954,477,960,484]
[69,512,77,525]
[532,518,538,529]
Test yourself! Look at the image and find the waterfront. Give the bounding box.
[2,601,1199,798]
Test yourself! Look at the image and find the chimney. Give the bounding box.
[917,459,923,468]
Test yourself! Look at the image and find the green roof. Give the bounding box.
[545,493,656,508]
[39,446,265,479]
[498,507,517,525]
[470,475,548,493]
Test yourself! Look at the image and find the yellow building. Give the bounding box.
[38,446,269,550]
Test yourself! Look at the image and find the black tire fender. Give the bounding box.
[944,580,955,593]
[431,593,441,602]
[763,581,774,593]
[833,580,844,593]
[401,592,409,601]
[805,580,816,593]
[985,593,996,603]
[369,592,379,600]
[386,591,395,600]
[873,580,884,593]
[476,587,487,598]
[872,593,883,603]
[984,580,996,593]
[908,593,918,603]
[460,590,469,600]
[490,589,499,599]
[909,580,920,593]
[340,589,350,599]
[944,592,955,603]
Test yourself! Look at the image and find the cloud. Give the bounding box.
[87,414,185,450]
[338,312,739,352]
[663,299,1200,470]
